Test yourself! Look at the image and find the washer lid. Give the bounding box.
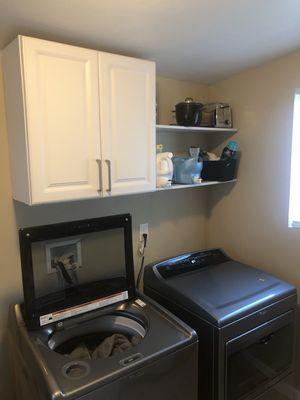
[19,214,136,329]
[145,250,296,327]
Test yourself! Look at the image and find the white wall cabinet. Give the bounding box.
[99,52,156,196]
[2,36,156,204]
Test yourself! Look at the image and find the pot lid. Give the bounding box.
[176,97,203,107]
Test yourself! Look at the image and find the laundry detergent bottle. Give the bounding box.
[156,152,173,188]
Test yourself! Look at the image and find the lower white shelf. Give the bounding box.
[156,179,237,191]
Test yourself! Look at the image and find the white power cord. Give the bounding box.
[136,233,148,290]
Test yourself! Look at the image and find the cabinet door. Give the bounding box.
[99,52,156,196]
[21,37,102,204]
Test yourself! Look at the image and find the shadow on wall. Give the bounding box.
[13,187,210,284]
[14,189,208,243]
[206,181,238,219]
[13,188,210,292]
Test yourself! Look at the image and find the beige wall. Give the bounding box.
[206,50,300,389]
[156,76,208,125]
[0,66,209,398]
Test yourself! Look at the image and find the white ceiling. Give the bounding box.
[1,0,300,83]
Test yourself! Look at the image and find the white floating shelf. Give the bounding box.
[156,124,237,134]
[156,179,237,192]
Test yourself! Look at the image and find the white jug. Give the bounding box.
[156,152,173,188]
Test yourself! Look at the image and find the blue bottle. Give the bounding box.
[220,141,238,160]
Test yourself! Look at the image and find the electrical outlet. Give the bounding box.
[138,223,149,256]
[139,223,149,240]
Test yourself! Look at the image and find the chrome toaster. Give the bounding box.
[201,103,232,128]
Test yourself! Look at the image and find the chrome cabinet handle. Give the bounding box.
[96,159,103,193]
[105,159,112,193]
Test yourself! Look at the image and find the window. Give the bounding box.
[289,91,300,227]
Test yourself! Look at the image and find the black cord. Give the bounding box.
[136,233,148,290]
[55,261,74,285]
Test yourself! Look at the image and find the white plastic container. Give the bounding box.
[156,152,173,188]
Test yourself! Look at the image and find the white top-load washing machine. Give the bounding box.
[8,214,198,400]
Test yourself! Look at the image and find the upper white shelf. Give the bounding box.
[156,124,237,134]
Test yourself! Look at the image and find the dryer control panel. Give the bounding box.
[156,249,230,279]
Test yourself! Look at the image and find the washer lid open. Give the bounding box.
[19,214,136,329]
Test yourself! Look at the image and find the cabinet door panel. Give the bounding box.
[22,37,101,203]
[99,52,155,196]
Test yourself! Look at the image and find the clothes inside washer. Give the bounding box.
[70,342,91,359]
[68,334,142,360]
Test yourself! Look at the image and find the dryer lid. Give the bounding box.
[145,249,296,327]
[19,214,135,329]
